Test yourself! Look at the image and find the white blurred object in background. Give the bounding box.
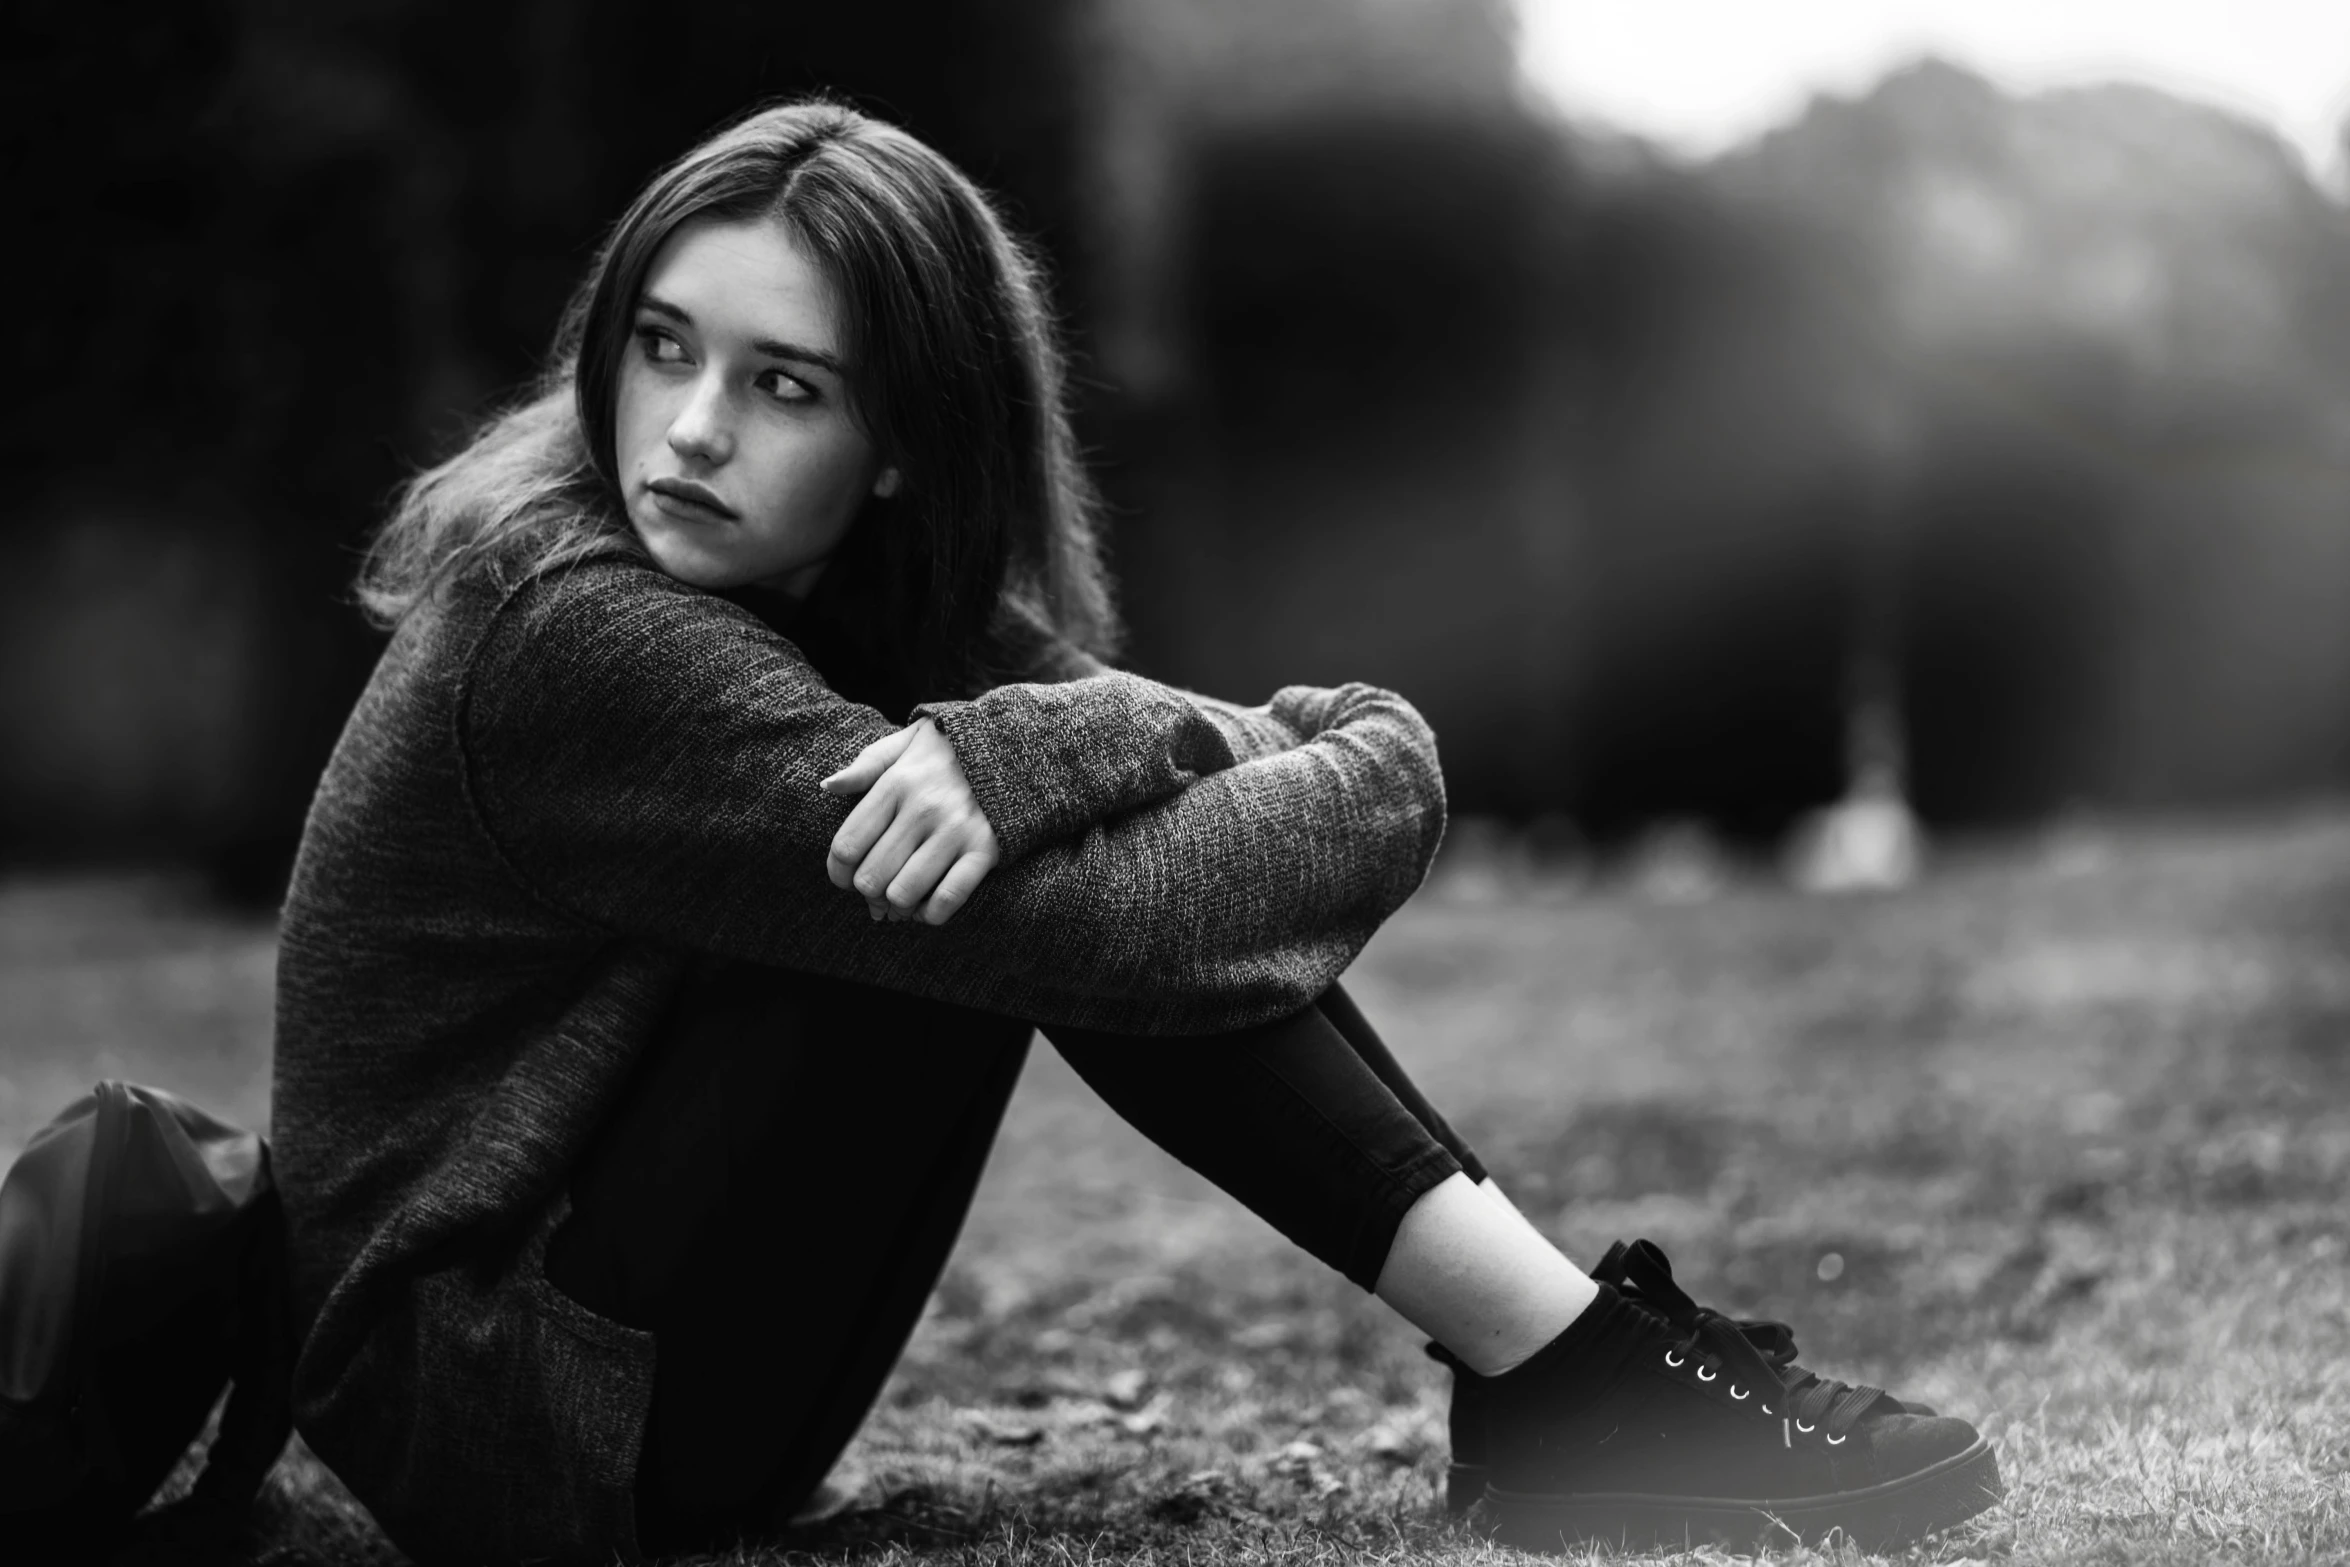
[1788,687,1924,893]
[1787,768,1925,893]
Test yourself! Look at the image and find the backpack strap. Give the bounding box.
[185,1168,294,1515]
[105,1147,298,1560]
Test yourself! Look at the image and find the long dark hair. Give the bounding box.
[359,98,1119,696]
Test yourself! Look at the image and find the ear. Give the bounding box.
[872,466,903,499]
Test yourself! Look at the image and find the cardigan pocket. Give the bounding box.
[522,1189,658,1358]
[334,1196,660,1567]
[516,1191,660,1563]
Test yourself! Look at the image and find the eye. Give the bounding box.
[633,325,688,366]
[755,368,817,406]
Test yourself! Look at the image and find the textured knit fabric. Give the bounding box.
[269,539,1446,1566]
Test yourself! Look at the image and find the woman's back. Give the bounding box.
[274,548,690,1563]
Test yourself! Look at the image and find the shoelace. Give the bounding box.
[1597,1238,1888,1439]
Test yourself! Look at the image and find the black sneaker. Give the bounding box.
[1425,1340,1488,1515]
[1596,1240,1940,1420]
[1479,1245,2002,1552]
[1428,1238,1938,1515]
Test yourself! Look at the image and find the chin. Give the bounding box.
[632,519,746,590]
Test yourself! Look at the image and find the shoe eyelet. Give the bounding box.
[1695,1366,1717,1383]
[1663,1351,1685,1368]
[1759,1404,1773,1415]
[1826,1434,1847,1446]
[1796,1420,1815,1433]
[1729,1384,1748,1400]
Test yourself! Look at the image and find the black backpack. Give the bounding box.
[0,1082,294,1560]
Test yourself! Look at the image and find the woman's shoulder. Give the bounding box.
[460,536,769,660]
[450,538,814,743]
[471,533,674,618]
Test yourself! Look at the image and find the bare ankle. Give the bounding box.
[1373,1172,1598,1374]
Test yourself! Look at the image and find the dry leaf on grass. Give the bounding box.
[1102,1367,1150,1408]
[956,1410,1044,1446]
[1361,1418,1422,1464]
[1268,1438,1348,1499]
[1118,1393,1172,1436]
[1147,1468,1235,1525]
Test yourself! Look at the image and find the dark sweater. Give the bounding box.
[269,542,1446,1565]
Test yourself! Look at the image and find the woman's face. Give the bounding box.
[614,216,899,598]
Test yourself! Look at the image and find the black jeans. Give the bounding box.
[543,961,1487,1557]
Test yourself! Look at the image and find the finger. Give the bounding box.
[885,830,967,915]
[828,781,903,888]
[922,847,999,926]
[820,725,919,796]
[847,808,927,908]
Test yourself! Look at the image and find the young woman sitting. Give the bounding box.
[268,98,2003,1565]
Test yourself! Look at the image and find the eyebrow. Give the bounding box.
[638,293,847,377]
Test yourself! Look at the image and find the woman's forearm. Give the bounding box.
[969,622,1318,768]
[462,558,1444,1031]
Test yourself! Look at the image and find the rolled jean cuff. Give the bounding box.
[1340,1141,1465,1291]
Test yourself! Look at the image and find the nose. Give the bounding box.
[666,373,733,466]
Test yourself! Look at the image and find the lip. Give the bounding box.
[645,475,741,522]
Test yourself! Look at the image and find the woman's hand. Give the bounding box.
[820,719,1001,924]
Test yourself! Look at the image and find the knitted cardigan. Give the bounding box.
[269,542,1446,1565]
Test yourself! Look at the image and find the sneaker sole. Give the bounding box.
[1445,1422,1935,1514]
[1481,1435,2003,1553]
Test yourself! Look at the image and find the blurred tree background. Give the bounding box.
[5,0,2348,900]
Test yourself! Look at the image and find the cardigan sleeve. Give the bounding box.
[964,620,1320,765]
[458,560,1446,1034]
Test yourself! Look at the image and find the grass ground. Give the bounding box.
[6,810,2348,1564]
